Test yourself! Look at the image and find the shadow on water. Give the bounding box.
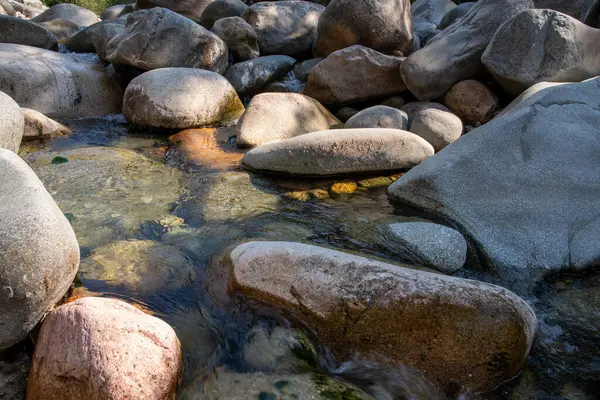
[17,116,600,400]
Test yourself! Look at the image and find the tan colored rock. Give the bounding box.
[21,108,70,140]
[444,80,498,124]
[409,107,463,151]
[304,45,406,106]
[38,19,82,44]
[345,105,408,130]
[236,92,339,148]
[0,90,23,152]
[228,241,537,395]
[27,297,181,400]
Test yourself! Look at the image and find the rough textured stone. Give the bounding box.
[482,9,600,96]
[241,1,324,57]
[444,80,498,124]
[0,44,123,117]
[313,0,413,57]
[389,78,600,283]
[105,8,228,73]
[101,4,128,20]
[304,45,406,106]
[21,108,70,140]
[135,0,215,22]
[242,128,434,176]
[401,0,535,100]
[224,55,296,97]
[32,3,99,26]
[210,16,259,61]
[382,222,467,273]
[411,0,456,26]
[0,346,30,400]
[38,19,82,44]
[0,15,58,50]
[236,92,339,148]
[438,1,475,30]
[124,68,244,129]
[27,297,181,400]
[345,106,408,130]
[200,0,247,28]
[0,90,23,152]
[229,241,537,394]
[0,149,79,350]
[409,107,463,152]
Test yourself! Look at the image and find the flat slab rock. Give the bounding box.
[228,241,537,395]
[241,128,434,176]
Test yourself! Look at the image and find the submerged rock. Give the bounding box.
[0,15,58,50]
[124,68,244,129]
[224,55,296,97]
[236,92,339,148]
[0,90,23,152]
[0,149,79,350]
[228,241,537,394]
[27,297,181,400]
[21,108,70,140]
[242,128,434,176]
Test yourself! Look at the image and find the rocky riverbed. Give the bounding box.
[1,0,600,399]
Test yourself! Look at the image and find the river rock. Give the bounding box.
[101,4,128,20]
[0,44,123,117]
[32,3,99,26]
[0,90,23,152]
[411,0,456,26]
[304,45,406,106]
[21,108,70,140]
[313,0,413,57]
[409,107,463,152]
[444,80,498,124]
[224,55,296,97]
[92,21,125,61]
[293,57,322,81]
[382,222,467,273]
[401,0,534,100]
[38,19,82,44]
[495,81,566,119]
[242,128,434,176]
[210,16,259,61]
[135,0,214,22]
[65,20,125,54]
[124,68,244,129]
[389,78,600,283]
[241,1,324,57]
[438,1,475,30]
[0,149,79,350]
[236,92,339,148]
[200,0,247,28]
[401,101,450,124]
[7,1,42,18]
[27,297,181,400]
[345,106,408,130]
[482,9,600,96]
[229,241,537,394]
[0,15,58,50]
[105,8,228,73]
[0,0,15,15]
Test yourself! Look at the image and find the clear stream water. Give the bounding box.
[17,116,600,400]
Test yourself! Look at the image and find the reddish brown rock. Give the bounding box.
[27,297,182,400]
[444,80,499,124]
[169,127,243,170]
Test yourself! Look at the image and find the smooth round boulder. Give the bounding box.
[38,19,82,44]
[27,297,181,400]
[0,149,79,350]
[101,4,128,20]
[21,108,70,140]
[444,80,498,124]
[236,92,340,148]
[411,0,456,26]
[135,0,215,22]
[92,21,125,61]
[32,3,99,27]
[345,105,408,130]
[242,128,434,176]
[210,16,259,61]
[200,0,247,28]
[241,1,324,57]
[313,0,413,57]
[124,68,245,129]
[0,90,23,152]
[224,55,296,97]
[65,20,125,54]
[0,15,58,50]
[409,107,463,152]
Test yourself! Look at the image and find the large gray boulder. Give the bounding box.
[242,128,434,176]
[224,55,296,97]
[123,68,245,129]
[65,20,125,54]
[313,0,413,58]
[32,3,99,26]
[0,149,79,349]
[0,15,58,50]
[210,16,259,61]
[388,78,600,283]
[345,106,408,130]
[304,45,406,106]
[482,9,600,96]
[241,1,324,57]
[401,0,535,100]
[200,0,247,28]
[229,241,536,394]
[0,44,123,118]
[236,92,339,148]
[7,0,42,18]
[438,1,475,30]
[105,8,228,73]
[101,4,128,20]
[38,19,82,44]
[135,0,215,22]
[92,21,126,61]
[0,90,23,152]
